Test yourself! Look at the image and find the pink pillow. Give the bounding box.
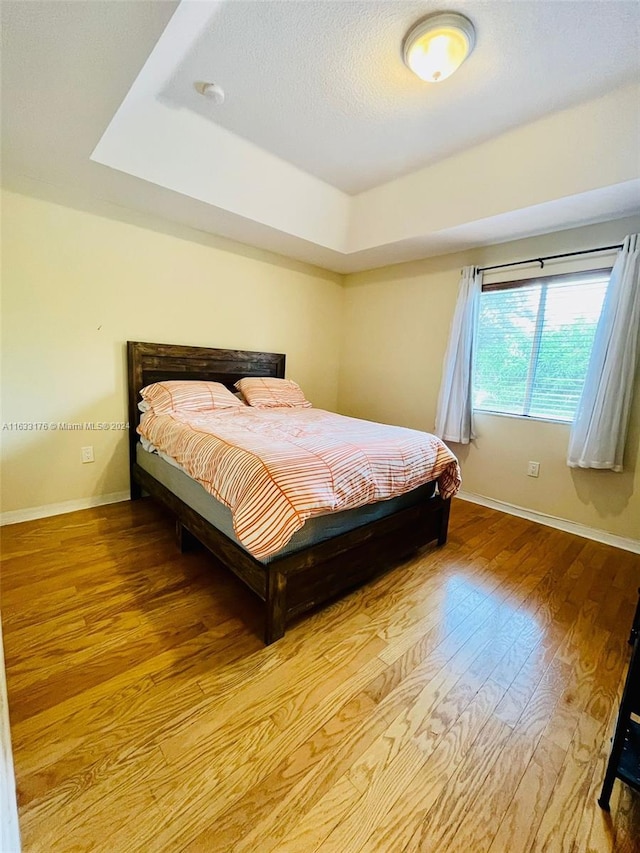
[140,380,243,415]
[234,377,312,409]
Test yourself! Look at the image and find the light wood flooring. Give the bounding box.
[2,498,639,852]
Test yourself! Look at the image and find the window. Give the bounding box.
[473,268,611,422]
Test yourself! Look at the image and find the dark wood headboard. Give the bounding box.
[127,341,286,476]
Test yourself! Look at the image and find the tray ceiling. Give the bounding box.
[2,0,639,272]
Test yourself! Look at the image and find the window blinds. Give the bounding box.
[473,269,610,422]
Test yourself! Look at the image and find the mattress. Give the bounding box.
[138,406,460,559]
[136,443,436,565]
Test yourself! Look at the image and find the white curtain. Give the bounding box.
[567,234,640,471]
[435,266,482,444]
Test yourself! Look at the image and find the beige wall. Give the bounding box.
[2,188,639,542]
[339,217,640,542]
[0,189,343,514]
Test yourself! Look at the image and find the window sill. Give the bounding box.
[473,409,572,427]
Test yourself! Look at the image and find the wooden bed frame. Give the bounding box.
[127,341,451,644]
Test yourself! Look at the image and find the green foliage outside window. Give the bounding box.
[473,272,608,422]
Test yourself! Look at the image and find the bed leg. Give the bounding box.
[131,479,143,500]
[438,498,451,546]
[265,570,287,645]
[175,520,199,553]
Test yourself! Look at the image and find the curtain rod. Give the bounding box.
[477,243,623,274]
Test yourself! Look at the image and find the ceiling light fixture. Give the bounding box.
[403,12,476,83]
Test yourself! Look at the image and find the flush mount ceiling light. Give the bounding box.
[403,12,476,83]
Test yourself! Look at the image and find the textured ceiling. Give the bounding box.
[161,0,640,193]
[1,0,179,191]
[2,0,639,272]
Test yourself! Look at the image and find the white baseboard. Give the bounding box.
[0,491,129,527]
[456,490,640,554]
[2,487,638,555]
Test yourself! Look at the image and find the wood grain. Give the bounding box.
[127,341,451,643]
[2,498,639,851]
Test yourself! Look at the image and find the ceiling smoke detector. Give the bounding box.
[195,81,225,104]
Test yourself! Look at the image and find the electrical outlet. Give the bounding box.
[81,446,94,464]
[527,461,540,478]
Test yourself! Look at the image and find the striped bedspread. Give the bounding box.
[138,408,461,559]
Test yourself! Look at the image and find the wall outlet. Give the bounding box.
[81,446,94,464]
[527,461,540,478]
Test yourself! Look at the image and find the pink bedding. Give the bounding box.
[138,407,461,559]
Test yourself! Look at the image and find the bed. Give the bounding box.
[127,341,458,644]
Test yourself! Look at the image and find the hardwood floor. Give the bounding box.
[1,498,639,852]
